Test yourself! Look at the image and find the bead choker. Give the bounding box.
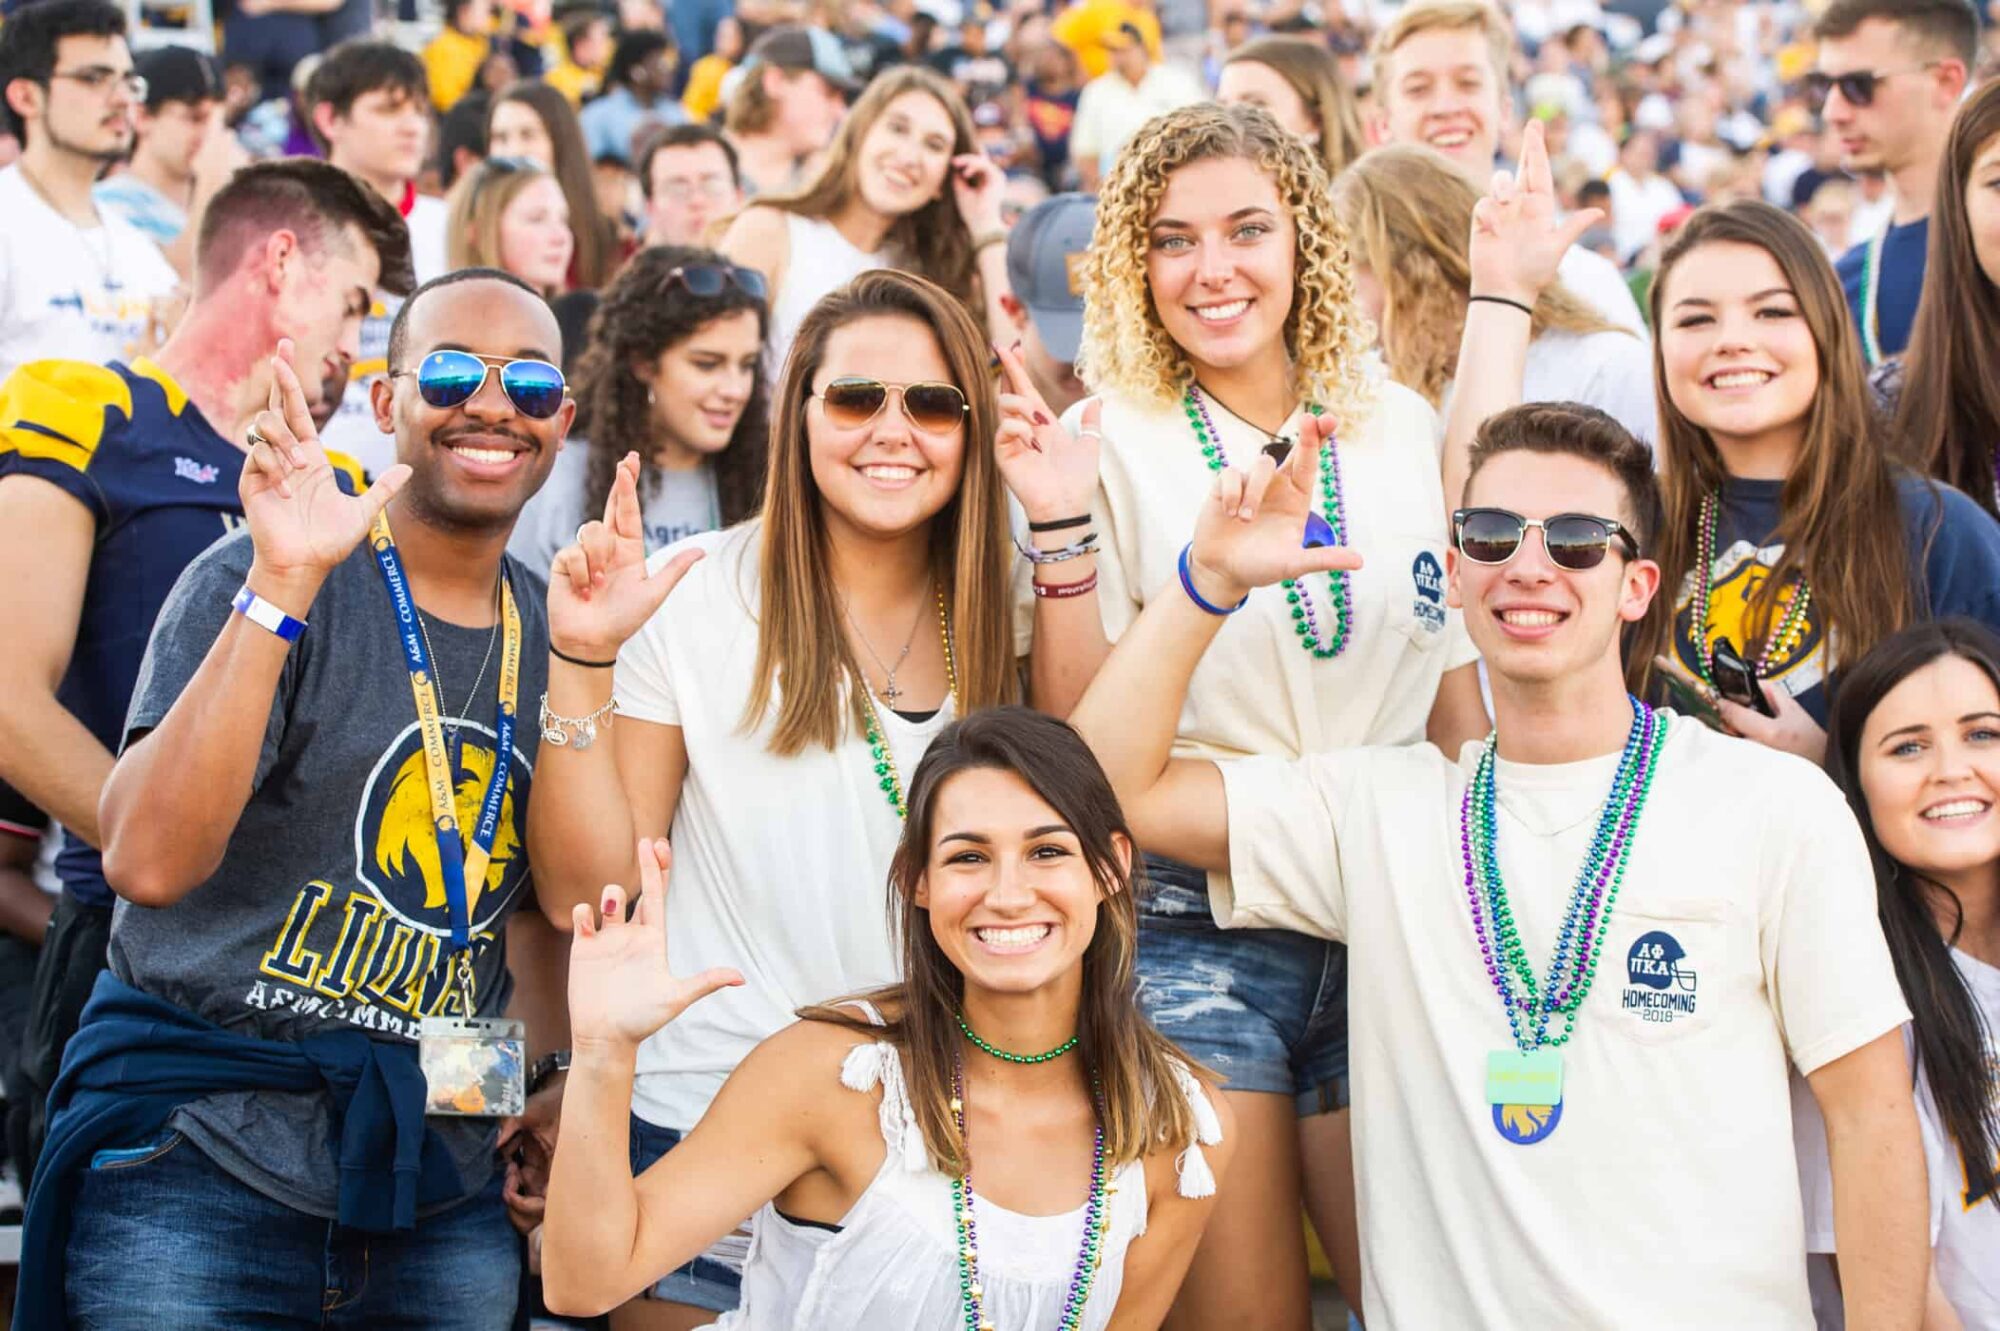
[956,1012,1078,1064]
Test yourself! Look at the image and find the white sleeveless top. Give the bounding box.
[766,213,888,381]
[709,1006,1224,1330]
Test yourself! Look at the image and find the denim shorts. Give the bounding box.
[1135,855,1350,1116]
[630,1114,744,1312]
[67,1129,518,1329]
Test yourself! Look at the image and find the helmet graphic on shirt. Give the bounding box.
[1626,930,1698,993]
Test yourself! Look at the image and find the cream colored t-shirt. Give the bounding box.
[1030,379,1476,764]
[1216,718,1909,1330]
[614,522,952,1132]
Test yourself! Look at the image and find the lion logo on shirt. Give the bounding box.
[1671,538,1824,689]
[353,720,532,935]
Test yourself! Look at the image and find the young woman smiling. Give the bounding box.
[527,269,1016,1330]
[1444,124,2000,765]
[1018,101,1487,1329]
[487,81,617,289]
[509,245,770,575]
[1894,80,2000,520]
[540,708,1234,1327]
[1795,619,2000,1328]
[719,65,1012,372]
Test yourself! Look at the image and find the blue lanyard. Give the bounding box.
[369,513,519,953]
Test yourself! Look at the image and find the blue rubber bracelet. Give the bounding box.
[1178,544,1248,616]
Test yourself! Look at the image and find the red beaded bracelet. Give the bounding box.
[1032,571,1099,599]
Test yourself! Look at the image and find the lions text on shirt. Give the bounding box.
[1215,720,1908,1329]
[0,165,180,383]
[614,523,954,1132]
[318,192,450,478]
[1794,947,2000,1330]
[1039,378,1476,766]
[0,358,366,906]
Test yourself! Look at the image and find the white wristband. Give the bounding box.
[232,584,308,641]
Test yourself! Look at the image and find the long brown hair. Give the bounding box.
[1630,200,1914,694]
[1224,35,1367,179]
[488,82,615,288]
[755,66,985,332]
[745,269,1015,755]
[1894,79,2000,519]
[572,245,771,531]
[1333,145,1620,406]
[801,707,1208,1173]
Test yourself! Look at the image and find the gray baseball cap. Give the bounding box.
[746,25,860,95]
[1005,193,1095,364]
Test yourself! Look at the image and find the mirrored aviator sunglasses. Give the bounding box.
[1452,507,1640,571]
[668,262,769,301]
[815,377,969,434]
[407,350,568,420]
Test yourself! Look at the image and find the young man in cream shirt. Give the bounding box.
[1070,402,1930,1327]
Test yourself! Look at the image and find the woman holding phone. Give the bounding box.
[1444,123,2000,763]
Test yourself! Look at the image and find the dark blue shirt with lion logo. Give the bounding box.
[111,527,548,1218]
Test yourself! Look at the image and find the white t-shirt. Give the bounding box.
[614,522,955,1131]
[319,192,450,478]
[0,164,180,384]
[1215,718,1909,1329]
[1557,244,1648,337]
[1793,948,2000,1331]
[1036,379,1476,765]
[1521,327,1658,447]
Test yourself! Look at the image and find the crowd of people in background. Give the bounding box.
[0,0,1999,1326]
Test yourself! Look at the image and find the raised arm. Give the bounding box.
[1807,1028,1929,1331]
[992,344,1109,716]
[541,838,810,1317]
[98,342,407,905]
[952,152,1015,342]
[1442,120,1603,511]
[528,453,702,925]
[1070,418,1361,870]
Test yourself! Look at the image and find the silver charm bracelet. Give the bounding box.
[539,693,618,750]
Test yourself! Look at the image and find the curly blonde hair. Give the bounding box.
[1078,102,1370,431]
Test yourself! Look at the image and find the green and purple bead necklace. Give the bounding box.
[1185,385,1351,659]
[1691,493,1811,682]
[861,583,955,817]
[951,1019,1108,1330]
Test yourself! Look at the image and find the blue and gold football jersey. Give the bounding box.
[0,358,363,905]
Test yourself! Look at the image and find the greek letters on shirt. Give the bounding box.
[1621,929,1700,1026]
[1411,550,1447,636]
[247,718,533,1035]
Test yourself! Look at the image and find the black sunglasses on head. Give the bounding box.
[667,263,768,301]
[1452,507,1641,571]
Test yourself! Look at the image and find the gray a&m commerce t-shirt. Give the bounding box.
[113,527,550,1217]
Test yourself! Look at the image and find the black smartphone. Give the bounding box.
[1709,637,1777,717]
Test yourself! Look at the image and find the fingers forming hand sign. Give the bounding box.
[546,452,704,660]
[993,343,1100,526]
[567,838,744,1050]
[240,338,411,581]
[1468,119,1605,307]
[1188,414,1364,605]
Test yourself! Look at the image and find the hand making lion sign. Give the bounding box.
[546,451,706,663]
[239,337,409,602]
[993,340,1101,528]
[1468,118,1605,311]
[1186,413,1365,607]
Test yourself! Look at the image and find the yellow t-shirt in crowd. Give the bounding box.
[1050,0,1162,79]
[681,53,733,123]
[423,25,490,112]
[543,57,599,107]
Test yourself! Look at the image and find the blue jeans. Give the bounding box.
[1136,855,1350,1116]
[630,1114,742,1312]
[67,1129,519,1329]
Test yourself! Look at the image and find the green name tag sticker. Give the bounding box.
[1485,1048,1564,1106]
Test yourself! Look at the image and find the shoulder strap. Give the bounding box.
[837,1037,929,1174]
[1165,1059,1224,1199]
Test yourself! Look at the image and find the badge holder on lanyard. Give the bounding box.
[371,512,528,1118]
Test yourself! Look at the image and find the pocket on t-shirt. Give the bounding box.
[1604,898,1729,1044]
[1383,535,1453,652]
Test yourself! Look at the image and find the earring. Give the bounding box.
[647,386,656,405]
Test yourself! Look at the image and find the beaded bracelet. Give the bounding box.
[1177,543,1247,616]
[1014,533,1099,565]
[1032,571,1099,599]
